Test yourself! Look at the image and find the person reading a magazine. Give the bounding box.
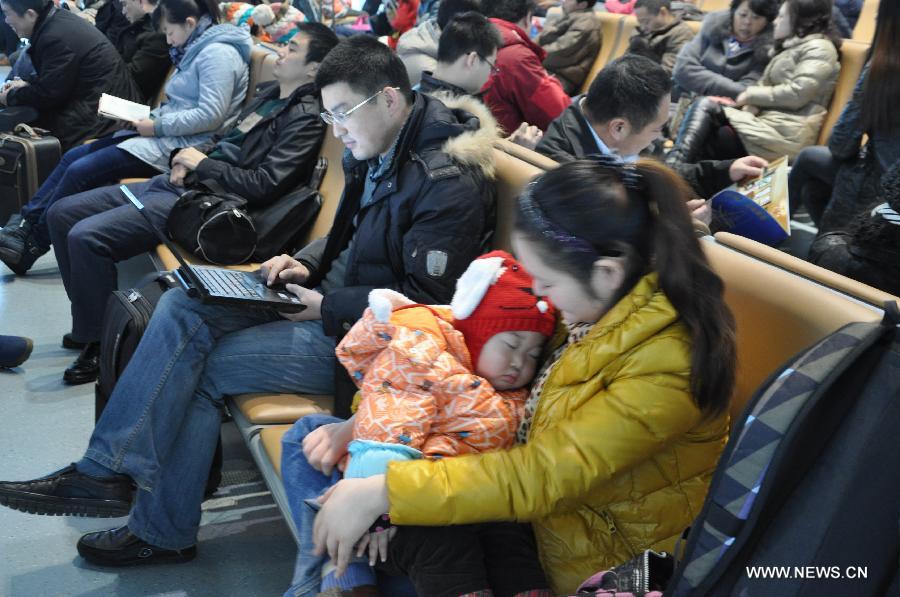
[536,54,769,228]
[18,24,337,387]
[0,0,251,278]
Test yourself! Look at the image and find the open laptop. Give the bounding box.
[122,185,306,313]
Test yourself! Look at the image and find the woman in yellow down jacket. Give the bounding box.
[310,158,738,595]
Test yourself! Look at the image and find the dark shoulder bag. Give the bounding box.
[165,186,257,265]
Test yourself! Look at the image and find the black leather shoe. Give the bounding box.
[78,526,197,567]
[0,464,133,517]
[63,342,100,385]
[62,333,87,350]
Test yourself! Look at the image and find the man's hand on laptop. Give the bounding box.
[259,254,310,287]
[282,285,322,321]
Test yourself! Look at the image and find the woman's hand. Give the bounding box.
[707,95,736,107]
[132,118,156,137]
[302,418,355,475]
[356,526,398,566]
[313,475,390,577]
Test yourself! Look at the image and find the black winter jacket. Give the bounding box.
[185,81,326,206]
[295,92,497,417]
[296,92,497,339]
[536,97,735,198]
[108,14,170,102]
[6,4,140,150]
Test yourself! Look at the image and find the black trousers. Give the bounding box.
[378,522,550,597]
[788,145,837,222]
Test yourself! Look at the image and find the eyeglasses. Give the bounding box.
[320,87,399,126]
[479,54,500,75]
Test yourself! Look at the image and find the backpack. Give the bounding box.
[94,272,178,421]
[94,271,223,497]
[665,302,900,597]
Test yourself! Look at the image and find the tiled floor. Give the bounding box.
[0,251,296,596]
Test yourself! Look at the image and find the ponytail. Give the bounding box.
[154,0,221,26]
[514,159,736,417]
[635,159,737,417]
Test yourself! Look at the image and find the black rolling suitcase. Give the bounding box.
[0,124,61,224]
[94,271,223,497]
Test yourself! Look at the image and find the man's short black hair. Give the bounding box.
[483,0,533,24]
[437,12,502,64]
[437,0,481,29]
[1,0,49,17]
[295,22,339,64]
[584,54,672,131]
[315,35,413,103]
[634,0,670,15]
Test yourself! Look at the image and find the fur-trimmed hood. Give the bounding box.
[430,91,500,180]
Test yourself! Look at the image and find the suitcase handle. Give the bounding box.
[12,123,50,139]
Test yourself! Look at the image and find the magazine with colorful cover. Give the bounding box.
[711,155,790,246]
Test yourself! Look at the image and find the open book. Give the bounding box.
[711,156,790,246]
[98,93,151,122]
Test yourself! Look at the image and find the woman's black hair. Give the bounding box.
[860,0,900,134]
[153,0,221,26]
[729,0,779,23]
[514,160,737,417]
[780,0,842,51]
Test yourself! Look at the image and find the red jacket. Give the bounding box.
[483,18,570,134]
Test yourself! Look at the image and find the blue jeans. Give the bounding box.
[19,133,158,246]
[47,176,181,343]
[281,416,418,597]
[281,414,347,597]
[83,288,337,549]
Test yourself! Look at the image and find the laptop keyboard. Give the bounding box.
[198,269,263,298]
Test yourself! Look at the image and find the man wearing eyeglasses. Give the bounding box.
[0,33,499,576]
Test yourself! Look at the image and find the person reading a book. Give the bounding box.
[24,23,337,386]
[0,0,251,276]
[536,55,769,227]
[666,0,841,165]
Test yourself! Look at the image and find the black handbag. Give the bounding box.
[165,157,327,265]
[166,188,257,265]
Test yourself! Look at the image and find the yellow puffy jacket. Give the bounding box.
[385,273,729,594]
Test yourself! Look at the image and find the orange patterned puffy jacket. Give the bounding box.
[337,291,527,458]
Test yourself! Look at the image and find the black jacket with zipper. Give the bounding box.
[6,3,140,150]
[181,81,326,206]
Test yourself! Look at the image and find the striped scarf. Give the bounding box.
[871,202,900,226]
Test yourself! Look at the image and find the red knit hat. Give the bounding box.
[450,250,556,367]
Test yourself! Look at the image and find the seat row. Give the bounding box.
[152,125,896,544]
[581,12,870,148]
